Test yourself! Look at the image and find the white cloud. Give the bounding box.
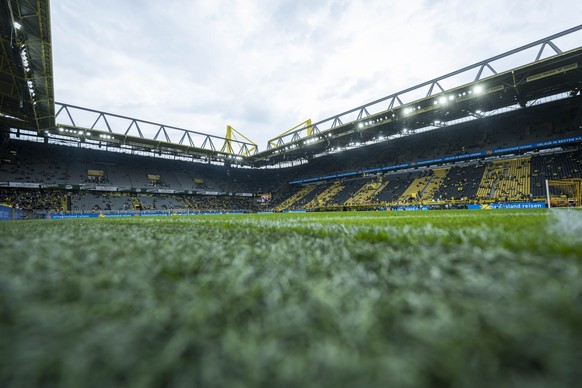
[51,0,582,149]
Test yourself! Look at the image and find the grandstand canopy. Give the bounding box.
[247,26,582,166]
[0,0,54,132]
[0,1,580,168]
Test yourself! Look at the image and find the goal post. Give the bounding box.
[546,178,582,208]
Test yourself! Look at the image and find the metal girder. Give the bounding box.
[267,119,312,149]
[51,102,258,159]
[387,96,403,110]
[221,125,257,156]
[250,25,582,164]
[426,81,446,97]
[535,41,563,62]
[154,126,171,143]
[331,117,343,128]
[475,63,498,82]
[356,107,370,120]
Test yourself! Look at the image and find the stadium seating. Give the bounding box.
[1,98,581,214]
[530,149,582,197]
[344,179,384,206]
[2,145,581,213]
[419,168,450,201]
[304,182,344,209]
[433,163,486,201]
[398,170,433,203]
[0,188,65,213]
[328,178,371,206]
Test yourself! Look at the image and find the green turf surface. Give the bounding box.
[1,209,581,387]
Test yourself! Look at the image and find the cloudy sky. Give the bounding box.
[50,0,582,150]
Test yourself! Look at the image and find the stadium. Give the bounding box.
[1,1,582,387]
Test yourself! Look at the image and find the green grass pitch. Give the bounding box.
[1,209,582,387]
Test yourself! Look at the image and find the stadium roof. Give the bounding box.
[0,0,54,132]
[247,26,582,166]
[49,25,582,166]
[0,1,580,167]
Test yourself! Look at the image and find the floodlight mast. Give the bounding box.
[221,125,257,156]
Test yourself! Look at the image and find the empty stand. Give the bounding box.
[420,168,450,201]
[434,164,486,201]
[345,178,388,206]
[398,171,433,202]
[530,149,582,197]
[304,181,344,209]
[274,185,316,211]
[477,157,531,201]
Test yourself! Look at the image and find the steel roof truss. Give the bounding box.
[536,41,563,62]
[90,113,112,133]
[475,63,498,82]
[426,81,446,97]
[357,107,370,120]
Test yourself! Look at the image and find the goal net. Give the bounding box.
[546,178,582,208]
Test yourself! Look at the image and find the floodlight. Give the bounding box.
[473,85,483,94]
[58,127,63,132]
[438,96,447,105]
[13,21,21,30]
[358,123,363,129]
[448,95,455,101]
